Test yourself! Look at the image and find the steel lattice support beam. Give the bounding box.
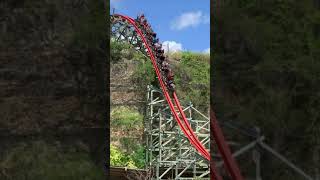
[146,85,210,180]
[110,14,229,178]
[111,15,150,57]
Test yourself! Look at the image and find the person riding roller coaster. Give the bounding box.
[135,14,175,92]
[136,14,151,35]
[158,55,165,65]
[153,38,159,45]
[154,42,160,51]
[155,51,162,58]
[158,57,175,92]
[143,19,148,28]
[157,48,164,54]
[136,14,145,23]
[159,58,175,92]
[152,32,157,38]
[161,61,169,72]
[166,69,175,92]
[135,15,156,46]
[167,68,175,81]
[146,30,155,43]
[155,43,162,53]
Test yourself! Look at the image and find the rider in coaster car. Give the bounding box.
[168,81,175,91]
[152,32,157,38]
[156,52,161,58]
[156,50,164,60]
[154,45,160,54]
[135,14,144,26]
[153,38,159,45]
[156,50,163,58]
[157,49,164,54]
[155,43,162,51]
[166,69,175,91]
[154,44,162,53]
[161,61,169,72]
[138,14,145,22]
[158,55,165,64]
[148,25,153,34]
[143,19,148,27]
[147,35,152,43]
[167,69,174,80]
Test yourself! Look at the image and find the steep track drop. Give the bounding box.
[110,14,244,180]
[111,14,210,160]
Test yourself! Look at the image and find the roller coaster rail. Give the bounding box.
[110,13,243,179]
[110,12,317,180]
[146,85,210,179]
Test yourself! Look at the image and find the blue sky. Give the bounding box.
[110,0,210,54]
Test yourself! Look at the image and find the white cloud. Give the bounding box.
[162,41,183,53]
[170,11,209,30]
[203,48,210,54]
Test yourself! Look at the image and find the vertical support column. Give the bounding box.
[149,88,153,169]
[156,157,160,180]
[159,110,162,163]
[145,86,150,169]
[193,146,197,178]
[254,127,262,180]
[189,102,192,119]
[145,129,149,167]
[176,127,182,178]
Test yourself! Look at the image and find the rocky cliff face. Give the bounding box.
[110,58,146,112]
[110,45,152,116]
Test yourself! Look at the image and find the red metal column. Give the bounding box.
[210,107,244,180]
[210,161,223,180]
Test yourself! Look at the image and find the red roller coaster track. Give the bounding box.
[111,14,244,180]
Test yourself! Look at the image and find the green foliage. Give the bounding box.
[132,58,156,87]
[110,41,134,62]
[110,144,145,169]
[110,41,156,86]
[110,40,210,171]
[129,145,145,169]
[111,106,143,130]
[110,106,145,168]
[180,52,210,84]
[0,141,104,180]
[110,41,210,115]
[173,51,210,112]
[110,144,129,167]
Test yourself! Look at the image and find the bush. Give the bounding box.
[111,106,143,130]
[110,144,145,169]
[174,51,210,112]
